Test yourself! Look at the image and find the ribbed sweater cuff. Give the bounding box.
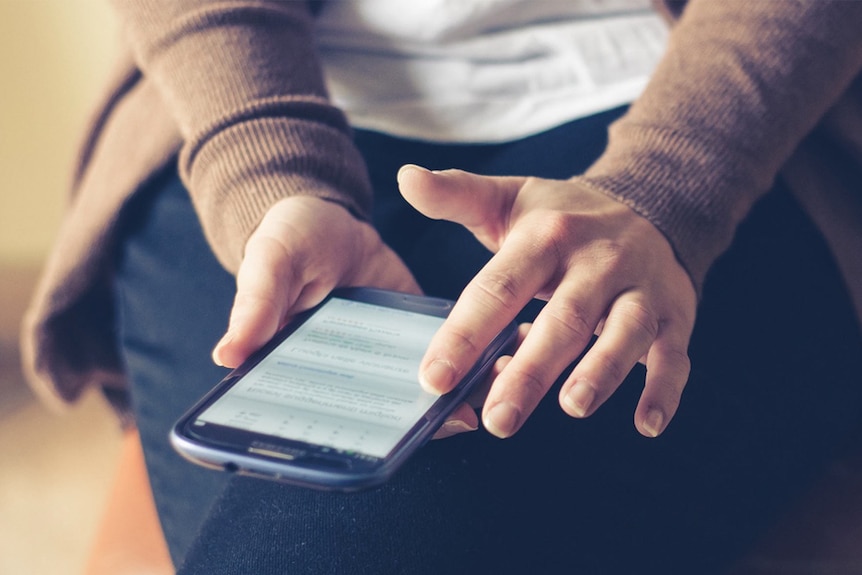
[180,103,373,274]
[580,122,755,293]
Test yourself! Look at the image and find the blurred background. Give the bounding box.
[2,3,861,575]
[0,1,124,573]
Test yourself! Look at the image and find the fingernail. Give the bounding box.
[484,402,521,438]
[420,359,456,393]
[397,164,428,184]
[642,408,665,438]
[212,346,224,367]
[212,331,233,366]
[563,383,595,418]
[443,419,478,433]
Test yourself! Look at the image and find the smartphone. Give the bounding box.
[170,287,517,491]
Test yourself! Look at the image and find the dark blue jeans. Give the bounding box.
[114,109,862,574]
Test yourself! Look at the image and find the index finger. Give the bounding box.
[419,233,550,394]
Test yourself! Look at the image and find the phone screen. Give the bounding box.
[191,296,445,459]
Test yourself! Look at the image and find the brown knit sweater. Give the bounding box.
[21,0,862,421]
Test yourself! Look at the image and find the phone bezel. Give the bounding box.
[170,287,517,491]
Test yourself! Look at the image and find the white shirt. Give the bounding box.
[315,0,668,143]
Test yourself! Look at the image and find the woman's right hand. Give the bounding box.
[398,166,697,439]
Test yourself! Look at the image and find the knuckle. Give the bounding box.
[470,271,522,313]
[506,363,550,405]
[616,300,659,341]
[441,324,483,362]
[529,211,577,262]
[589,350,629,385]
[661,345,692,376]
[669,299,698,330]
[543,299,594,346]
[532,211,571,244]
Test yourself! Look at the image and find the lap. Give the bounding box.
[113,111,862,573]
[114,167,236,562]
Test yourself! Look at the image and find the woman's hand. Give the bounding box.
[212,195,421,368]
[398,165,697,439]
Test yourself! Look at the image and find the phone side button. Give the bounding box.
[248,446,298,461]
[305,453,353,470]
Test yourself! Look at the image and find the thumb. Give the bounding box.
[397,165,523,250]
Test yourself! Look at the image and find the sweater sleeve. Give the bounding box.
[579,0,862,290]
[109,0,373,273]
